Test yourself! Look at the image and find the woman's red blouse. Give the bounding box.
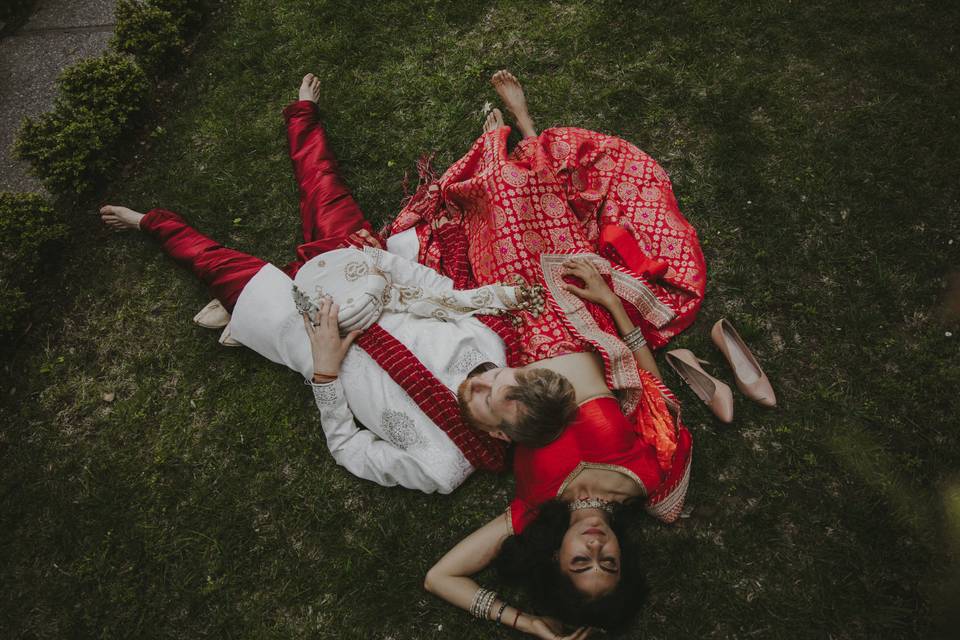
[510,396,671,534]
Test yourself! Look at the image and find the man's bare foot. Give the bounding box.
[491,70,537,138]
[100,205,145,231]
[483,107,504,134]
[298,73,321,103]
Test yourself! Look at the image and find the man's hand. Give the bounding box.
[337,270,387,333]
[337,294,382,333]
[561,258,619,310]
[303,296,361,378]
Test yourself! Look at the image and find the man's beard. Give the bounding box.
[456,374,487,433]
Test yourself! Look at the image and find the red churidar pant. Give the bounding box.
[139,100,372,311]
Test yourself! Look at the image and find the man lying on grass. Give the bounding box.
[100,72,599,493]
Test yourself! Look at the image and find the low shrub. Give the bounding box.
[0,0,37,38]
[13,1,215,199]
[112,0,185,76]
[0,193,68,334]
[0,0,35,23]
[15,53,150,197]
[151,0,207,32]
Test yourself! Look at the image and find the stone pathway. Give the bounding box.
[0,0,117,192]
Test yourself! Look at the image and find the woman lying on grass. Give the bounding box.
[425,260,689,639]
[419,72,698,638]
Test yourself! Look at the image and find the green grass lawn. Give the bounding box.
[2,0,959,637]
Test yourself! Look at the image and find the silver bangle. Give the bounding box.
[622,326,647,351]
[480,589,497,619]
[469,587,498,619]
[470,588,491,619]
[481,590,497,619]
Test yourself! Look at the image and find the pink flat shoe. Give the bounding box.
[665,349,734,423]
[711,319,777,407]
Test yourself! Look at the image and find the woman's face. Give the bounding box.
[557,514,622,598]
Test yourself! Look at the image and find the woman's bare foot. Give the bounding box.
[298,73,321,103]
[100,205,145,231]
[491,70,537,138]
[483,107,504,134]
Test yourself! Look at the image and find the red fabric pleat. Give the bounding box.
[598,223,668,280]
[435,223,472,289]
[645,424,693,523]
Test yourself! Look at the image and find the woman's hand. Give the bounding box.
[302,296,362,377]
[561,258,619,310]
[521,614,591,640]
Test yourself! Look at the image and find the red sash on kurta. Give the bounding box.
[354,324,509,472]
[344,214,523,473]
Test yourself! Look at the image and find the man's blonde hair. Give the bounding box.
[501,368,577,447]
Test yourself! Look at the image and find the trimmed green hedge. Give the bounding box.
[6,0,214,343]
[150,0,205,32]
[14,0,214,199]
[0,0,35,23]
[0,193,67,334]
[15,54,150,197]
[112,0,186,76]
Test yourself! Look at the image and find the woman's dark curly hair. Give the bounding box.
[492,499,648,635]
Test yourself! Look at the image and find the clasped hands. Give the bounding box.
[303,296,362,380]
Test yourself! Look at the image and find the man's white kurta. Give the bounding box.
[229,230,509,493]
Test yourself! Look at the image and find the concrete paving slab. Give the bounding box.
[0,0,116,193]
[21,0,116,32]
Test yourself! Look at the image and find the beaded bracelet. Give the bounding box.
[494,601,509,624]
